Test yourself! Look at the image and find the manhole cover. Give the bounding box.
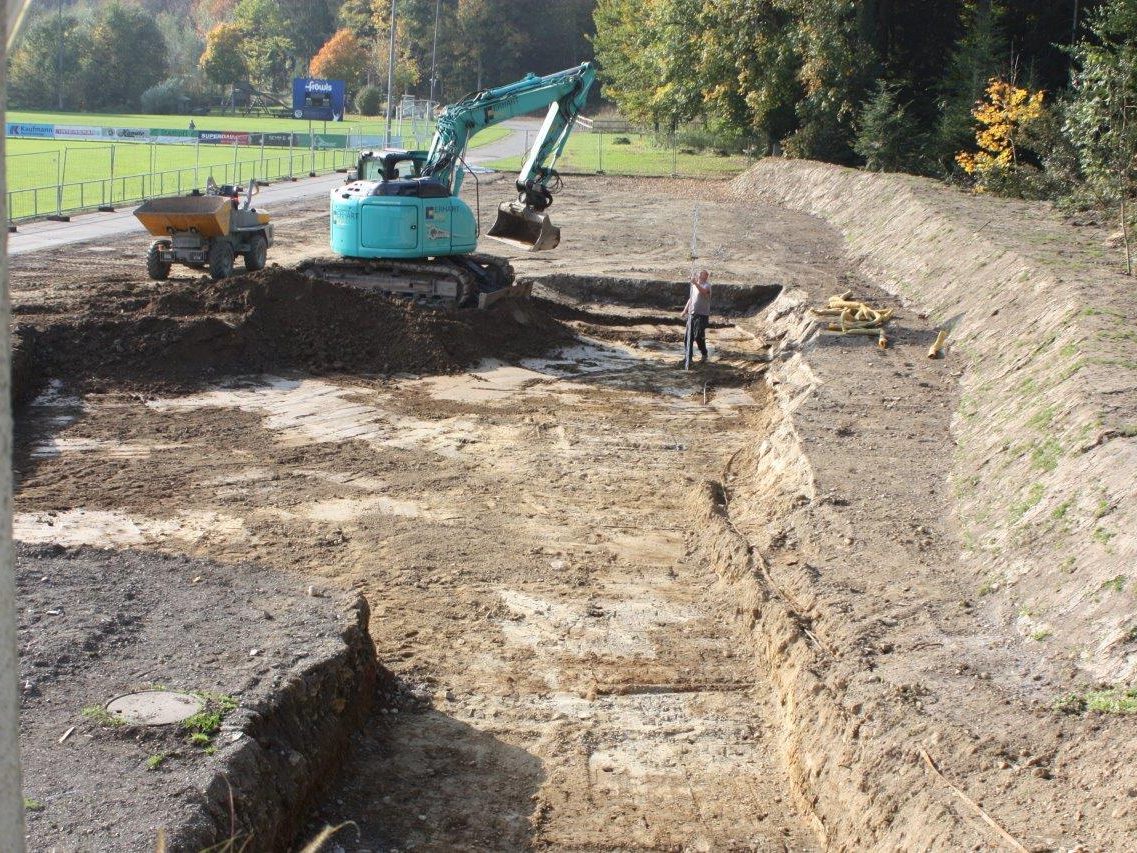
[105,691,202,726]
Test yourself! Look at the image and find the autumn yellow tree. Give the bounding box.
[956,78,1044,190]
[310,29,367,94]
[199,22,248,87]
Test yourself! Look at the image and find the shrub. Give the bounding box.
[955,78,1045,194]
[355,84,384,117]
[675,120,756,155]
[141,77,191,114]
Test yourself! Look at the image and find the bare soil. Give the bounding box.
[15,542,377,851]
[11,171,1134,850]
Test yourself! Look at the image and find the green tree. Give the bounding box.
[592,0,658,125]
[232,0,296,90]
[698,0,800,149]
[854,81,927,172]
[1066,0,1137,273]
[781,0,876,162]
[156,10,206,78]
[593,0,700,131]
[7,12,87,110]
[276,0,337,60]
[199,22,248,87]
[82,2,169,109]
[338,0,378,38]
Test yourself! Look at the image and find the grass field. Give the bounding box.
[6,110,511,149]
[4,111,511,220]
[490,131,751,177]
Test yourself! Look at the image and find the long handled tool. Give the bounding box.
[683,205,700,372]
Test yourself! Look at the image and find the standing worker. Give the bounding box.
[682,269,713,364]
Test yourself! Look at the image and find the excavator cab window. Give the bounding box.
[381,154,425,181]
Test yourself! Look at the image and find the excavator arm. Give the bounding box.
[422,62,597,251]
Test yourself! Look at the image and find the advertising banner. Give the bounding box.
[306,134,348,150]
[6,123,55,138]
[250,132,297,148]
[111,127,151,140]
[52,124,106,139]
[292,78,346,121]
[197,131,252,145]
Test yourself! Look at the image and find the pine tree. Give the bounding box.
[854,82,923,172]
[935,0,1007,169]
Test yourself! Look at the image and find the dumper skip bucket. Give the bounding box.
[486,202,561,252]
[134,195,233,239]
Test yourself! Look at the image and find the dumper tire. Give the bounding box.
[244,233,268,272]
[208,240,235,281]
[146,240,172,281]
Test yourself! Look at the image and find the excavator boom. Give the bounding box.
[423,63,596,251]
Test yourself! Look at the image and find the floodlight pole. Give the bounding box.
[55,0,62,109]
[429,0,441,107]
[384,0,397,148]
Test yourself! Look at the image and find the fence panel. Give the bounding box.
[5,138,357,223]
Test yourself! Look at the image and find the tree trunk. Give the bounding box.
[1123,192,1133,276]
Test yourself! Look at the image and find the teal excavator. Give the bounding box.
[310,62,596,308]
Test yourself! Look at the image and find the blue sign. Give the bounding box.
[6,123,55,138]
[292,78,346,122]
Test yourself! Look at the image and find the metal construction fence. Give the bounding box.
[4,122,442,224]
[6,140,357,222]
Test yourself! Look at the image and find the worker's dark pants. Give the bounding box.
[686,313,709,361]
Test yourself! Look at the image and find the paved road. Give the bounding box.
[6,119,538,257]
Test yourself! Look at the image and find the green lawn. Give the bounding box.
[5,137,351,219]
[6,110,511,150]
[3,114,512,220]
[490,131,751,177]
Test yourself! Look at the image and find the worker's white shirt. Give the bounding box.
[689,281,712,316]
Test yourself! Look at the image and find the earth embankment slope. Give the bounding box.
[734,158,1136,681]
[703,159,1136,848]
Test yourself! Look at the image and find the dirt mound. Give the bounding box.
[21,267,572,396]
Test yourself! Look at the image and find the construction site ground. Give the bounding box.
[12,171,1136,850]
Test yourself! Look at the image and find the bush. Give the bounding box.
[141,77,191,114]
[675,120,756,155]
[355,85,384,117]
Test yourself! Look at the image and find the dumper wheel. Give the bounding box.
[146,240,171,281]
[244,233,268,272]
[208,240,235,281]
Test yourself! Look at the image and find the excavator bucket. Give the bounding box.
[487,202,561,252]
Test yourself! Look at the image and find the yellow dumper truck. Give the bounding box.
[134,180,274,281]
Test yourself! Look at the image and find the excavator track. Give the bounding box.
[297,253,527,309]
